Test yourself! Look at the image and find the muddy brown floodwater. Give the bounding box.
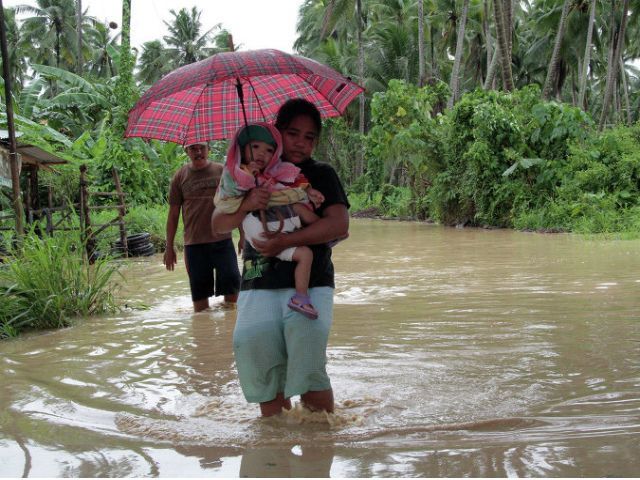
[1,218,639,477]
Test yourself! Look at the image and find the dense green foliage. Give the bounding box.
[354,81,640,235]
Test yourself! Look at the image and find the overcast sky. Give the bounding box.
[4,0,303,53]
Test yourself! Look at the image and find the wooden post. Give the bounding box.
[30,165,39,211]
[112,167,128,257]
[25,168,32,224]
[78,167,85,238]
[79,164,94,262]
[46,186,53,235]
[0,0,25,237]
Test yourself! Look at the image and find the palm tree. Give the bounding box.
[322,0,367,174]
[599,0,630,129]
[0,7,28,91]
[16,0,78,70]
[492,0,513,90]
[428,0,460,79]
[461,1,487,90]
[112,0,135,134]
[294,0,329,55]
[163,7,221,67]
[418,0,426,85]
[577,0,596,109]
[366,13,419,86]
[448,0,470,107]
[137,40,171,86]
[542,0,572,100]
[75,0,82,74]
[86,22,120,79]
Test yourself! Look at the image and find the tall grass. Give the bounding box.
[0,231,121,339]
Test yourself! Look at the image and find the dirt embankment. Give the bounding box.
[350,207,429,223]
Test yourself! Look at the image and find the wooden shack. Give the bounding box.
[1,131,131,260]
[1,131,69,231]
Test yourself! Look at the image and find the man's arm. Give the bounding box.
[253,203,349,257]
[164,204,181,271]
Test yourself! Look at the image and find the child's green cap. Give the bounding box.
[237,125,276,148]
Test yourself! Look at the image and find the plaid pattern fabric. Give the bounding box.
[126,49,364,144]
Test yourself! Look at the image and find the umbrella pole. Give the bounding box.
[235,77,259,186]
[236,77,273,234]
[235,78,250,128]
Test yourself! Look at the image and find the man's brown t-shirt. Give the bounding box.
[168,162,231,246]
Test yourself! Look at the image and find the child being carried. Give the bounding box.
[214,123,324,320]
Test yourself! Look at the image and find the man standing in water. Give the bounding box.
[164,142,241,312]
[212,99,349,416]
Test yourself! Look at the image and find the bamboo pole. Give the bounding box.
[46,186,53,235]
[79,164,94,262]
[112,167,128,257]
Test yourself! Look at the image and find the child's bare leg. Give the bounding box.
[288,246,318,320]
[291,246,313,295]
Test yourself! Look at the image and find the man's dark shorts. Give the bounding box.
[184,239,240,301]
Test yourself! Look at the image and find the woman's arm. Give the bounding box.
[252,203,349,257]
[211,186,271,235]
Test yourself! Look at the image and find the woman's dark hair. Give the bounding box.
[274,98,322,134]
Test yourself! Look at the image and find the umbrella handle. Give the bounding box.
[235,77,250,128]
[236,76,258,174]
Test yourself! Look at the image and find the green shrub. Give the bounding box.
[0,231,121,339]
[512,123,640,234]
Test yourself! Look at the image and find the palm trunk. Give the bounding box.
[121,0,131,63]
[599,0,630,130]
[483,0,493,82]
[493,0,513,91]
[55,28,61,69]
[578,0,596,109]
[484,44,499,89]
[448,0,470,108]
[356,0,365,177]
[613,84,620,123]
[113,0,134,134]
[431,23,440,80]
[542,0,571,100]
[418,0,425,86]
[620,56,631,124]
[76,0,82,75]
[506,0,513,58]
[0,0,25,236]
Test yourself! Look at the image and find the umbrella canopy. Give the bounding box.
[125,49,364,145]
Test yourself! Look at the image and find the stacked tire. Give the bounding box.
[113,232,155,257]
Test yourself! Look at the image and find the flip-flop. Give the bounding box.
[287,293,318,320]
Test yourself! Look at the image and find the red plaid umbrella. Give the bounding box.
[125,49,364,145]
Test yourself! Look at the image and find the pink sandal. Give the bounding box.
[287,293,318,320]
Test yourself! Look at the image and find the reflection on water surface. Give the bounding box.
[1,219,639,477]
